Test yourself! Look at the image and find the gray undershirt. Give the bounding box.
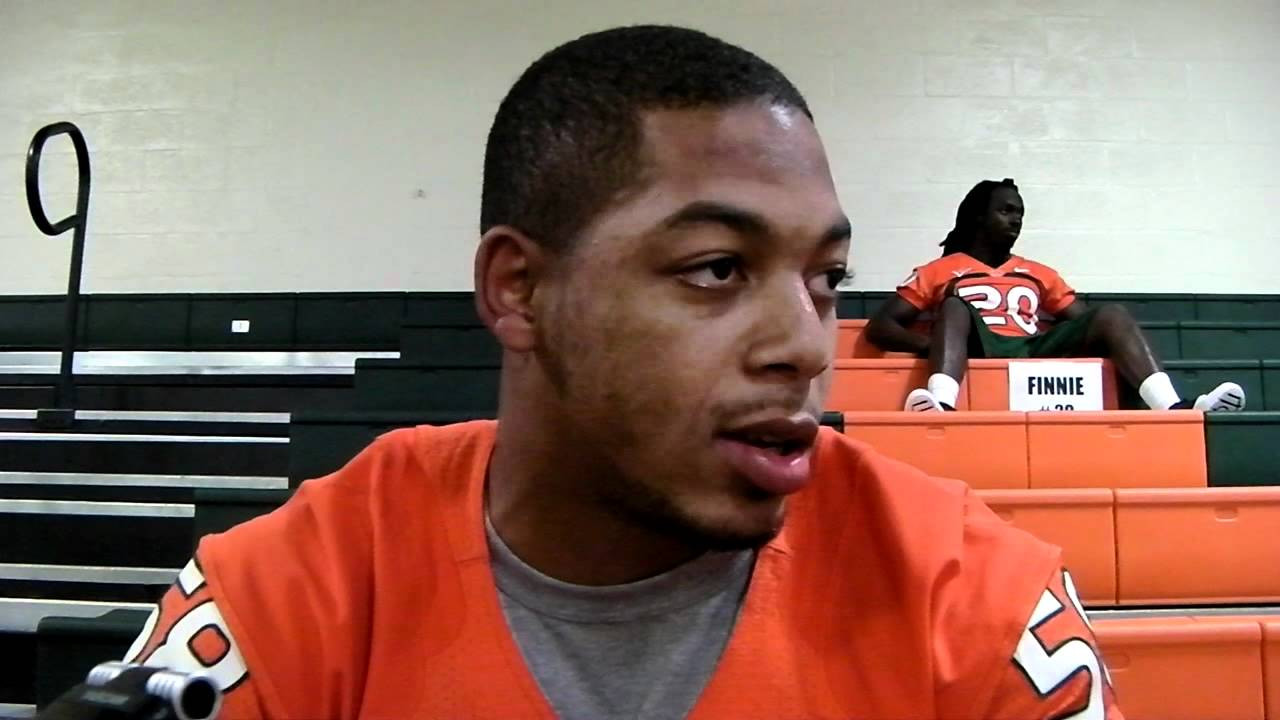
[485,516,753,720]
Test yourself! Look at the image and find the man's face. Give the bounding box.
[982,187,1024,247]
[533,102,850,550]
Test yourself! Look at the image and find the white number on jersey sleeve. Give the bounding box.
[123,559,250,691]
[1011,570,1104,720]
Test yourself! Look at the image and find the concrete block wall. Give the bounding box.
[0,0,1276,293]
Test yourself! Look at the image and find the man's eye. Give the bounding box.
[809,268,848,295]
[707,258,737,280]
[680,257,745,289]
[824,269,850,290]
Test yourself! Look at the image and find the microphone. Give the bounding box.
[36,661,223,720]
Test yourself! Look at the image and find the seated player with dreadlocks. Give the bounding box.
[866,178,1247,413]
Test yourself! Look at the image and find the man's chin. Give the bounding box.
[671,500,787,552]
[692,524,781,552]
[625,494,784,553]
[597,467,786,552]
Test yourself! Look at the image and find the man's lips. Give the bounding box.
[715,414,819,496]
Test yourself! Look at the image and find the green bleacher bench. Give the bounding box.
[836,294,864,319]
[1139,322,1181,361]
[1265,361,1280,412]
[1194,294,1280,322]
[1087,293,1197,322]
[404,292,481,326]
[1205,412,1280,487]
[860,292,895,318]
[1180,322,1280,360]
[2,507,191,570]
[7,291,1275,351]
[1,630,37,707]
[188,294,297,349]
[83,296,189,350]
[1162,360,1264,413]
[0,372,355,413]
[35,609,151,710]
[399,325,501,365]
[295,293,406,348]
[352,360,499,412]
[0,295,66,349]
[192,488,294,541]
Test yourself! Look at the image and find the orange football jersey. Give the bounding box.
[126,422,1122,719]
[898,252,1078,337]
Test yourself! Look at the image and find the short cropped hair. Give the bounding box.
[480,25,812,251]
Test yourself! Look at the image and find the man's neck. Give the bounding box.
[964,240,1013,269]
[487,379,704,586]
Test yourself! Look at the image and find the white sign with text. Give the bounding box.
[1008,360,1104,412]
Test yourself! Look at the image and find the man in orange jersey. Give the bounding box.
[92,28,1121,719]
[866,178,1246,413]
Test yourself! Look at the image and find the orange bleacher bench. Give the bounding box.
[1115,488,1280,606]
[1027,411,1206,490]
[1095,616,1267,720]
[829,359,972,411]
[1265,620,1280,720]
[842,411,1207,490]
[978,488,1117,605]
[974,487,1280,608]
[845,411,1026,488]
[835,319,916,359]
[829,359,1119,412]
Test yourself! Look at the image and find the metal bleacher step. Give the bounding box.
[0,349,398,413]
[0,470,289,503]
[0,431,288,476]
[0,563,175,603]
[0,375,355,412]
[0,350,398,375]
[0,409,289,422]
[0,499,193,569]
[0,409,290,437]
[0,598,154,636]
[1090,605,1280,620]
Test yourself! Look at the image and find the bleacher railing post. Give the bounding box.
[26,121,92,427]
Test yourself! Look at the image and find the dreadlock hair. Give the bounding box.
[939,178,1019,256]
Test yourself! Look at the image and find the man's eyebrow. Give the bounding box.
[659,201,853,246]
[658,201,771,238]
[823,217,853,245]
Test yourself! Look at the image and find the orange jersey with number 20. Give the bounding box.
[898,252,1077,337]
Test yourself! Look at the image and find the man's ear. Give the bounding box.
[474,226,547,353]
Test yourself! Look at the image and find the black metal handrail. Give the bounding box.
[25,121,92,422]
